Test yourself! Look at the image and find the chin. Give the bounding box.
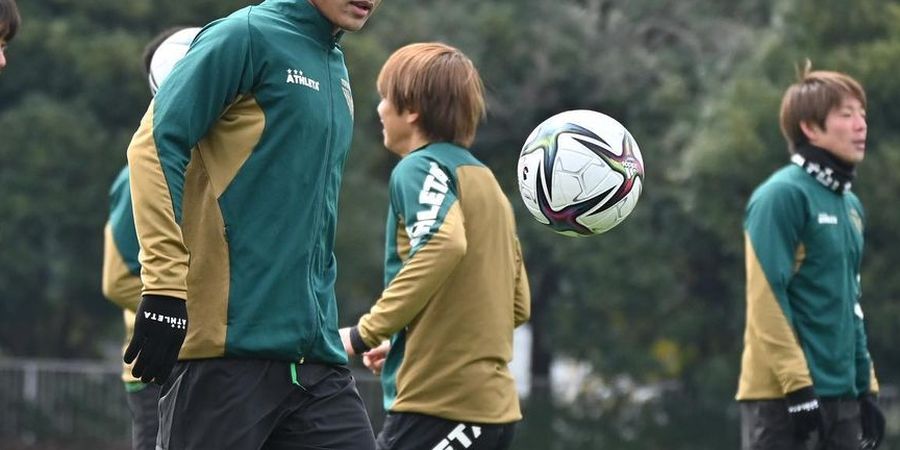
[338,19,366,32]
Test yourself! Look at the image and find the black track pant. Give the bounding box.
[157,358,376,450]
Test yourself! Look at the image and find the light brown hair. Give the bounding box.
[376,42,486,148]
[779,60,866,152]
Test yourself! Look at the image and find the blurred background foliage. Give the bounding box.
[1,0,899,448]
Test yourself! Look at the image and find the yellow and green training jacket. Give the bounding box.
[357,143,531,423]
[737,160,878,400]
[126,0,354,364]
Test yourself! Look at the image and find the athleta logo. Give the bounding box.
[285,69,320,91]
[406,162,449,247]
[787,399,819,413]
[791,153,851,192]
[817,213,838,225]
[432,424,482,450]
[143,311,187,330]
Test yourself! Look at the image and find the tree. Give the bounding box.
[0,0,252,356]
[2,0,898,447]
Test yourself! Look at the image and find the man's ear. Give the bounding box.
[404,110,420,125]
[799,120,822,141]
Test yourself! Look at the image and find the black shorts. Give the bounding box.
[157,358,375,450]
[376,412,516,450]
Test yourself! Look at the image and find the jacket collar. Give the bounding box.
[791,144,855,194]
[268,0,345,46]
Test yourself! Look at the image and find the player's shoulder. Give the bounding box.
[845,188,863,203]
[845,189,865,212]
[752,165,806,199]
[201,2,275,42]
[391,150,439,185]
[391,146,460,191]
[424,142,484,169]
[399,142,483,179]
[746,165,810,219]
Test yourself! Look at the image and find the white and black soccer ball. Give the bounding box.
[517,109,645,236]
[148,27,201,95]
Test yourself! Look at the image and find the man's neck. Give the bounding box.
[791,144,855,193]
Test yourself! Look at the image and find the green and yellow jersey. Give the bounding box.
[737,160,878,400]
[357,142,531,424]
[126,0,354,364]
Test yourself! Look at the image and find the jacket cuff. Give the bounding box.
[349,326,371,355]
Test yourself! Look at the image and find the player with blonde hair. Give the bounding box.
[341,42,531,450]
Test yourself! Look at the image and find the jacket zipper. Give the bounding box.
[301,43,337,361]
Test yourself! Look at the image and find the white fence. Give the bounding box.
[0,358,386,450]
[1,358,897,450]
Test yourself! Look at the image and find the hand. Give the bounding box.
[363,341,390,376]
[859,393,885,449]
[785,386,824,442]
[124,294,188,385]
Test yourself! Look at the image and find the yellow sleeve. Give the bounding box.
[513,238,531,327]
[126,102,190,299]
[357,203,467,348]
[745,233,813,394]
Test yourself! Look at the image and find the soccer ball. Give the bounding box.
[517,109,644,236]
[148,27,202,95]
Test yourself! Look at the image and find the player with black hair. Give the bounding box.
[124,0,383,448]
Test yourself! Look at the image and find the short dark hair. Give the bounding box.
[141,27,189,77]
[0,0,21,42]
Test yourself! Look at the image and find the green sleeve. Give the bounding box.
[745,182,808,322]
[126,15,256,298]
[150,15,256,222]
[390,156,459,255]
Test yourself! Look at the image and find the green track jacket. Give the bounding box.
[737,159,878,399]
[126,0,354,364]
[357,143,531,423]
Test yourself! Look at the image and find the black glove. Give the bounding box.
[859,393,885,449]
[124,294,188,385]
[785,386,824,442]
